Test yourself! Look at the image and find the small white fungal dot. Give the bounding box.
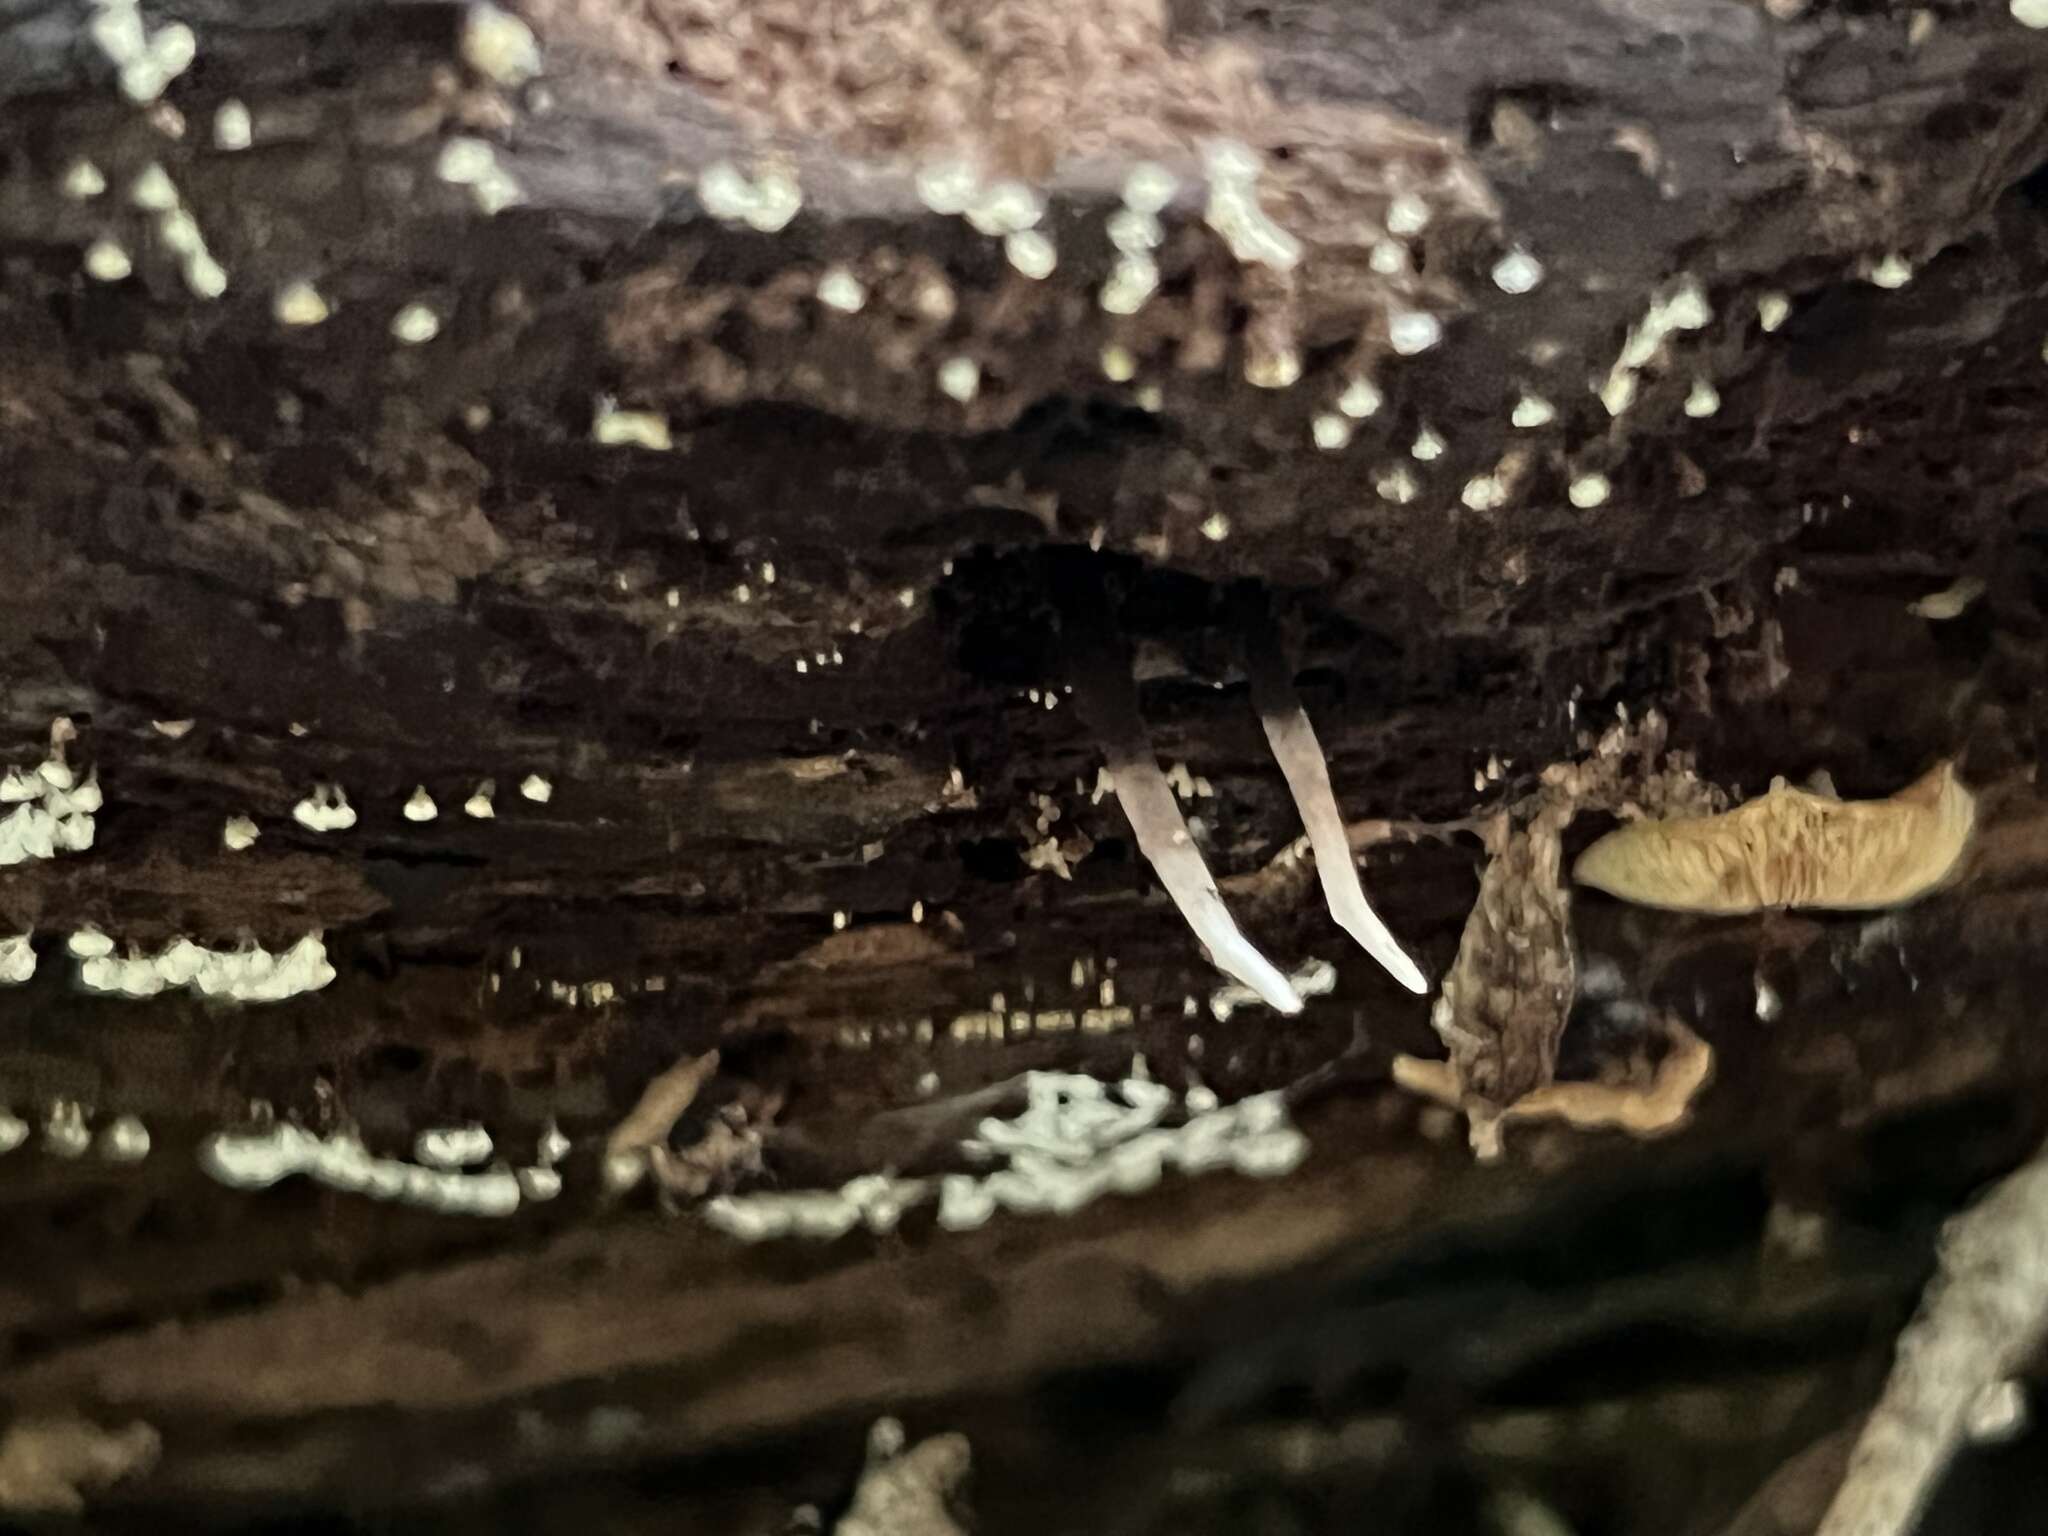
[592,397,671,451]
[2012,0,2048,28]
[760,561,776,585]
[464,782,495,819]
[130,163,178,211]
[915,158,980,216]
[1200,512,1231,542]
[1600,370,1638,417]
[1568,472,1612,508]
[83,239,132,282]
[965,180,1042,237]
[1004,228,1056,279]
[1100,253,1158,314]
[1411,426,1445,462]
[1388,310,1442,355]
[1684,378,1721,417]
[274,280,329,327]
[213,99,253,152]
[1511,393,1555,429]
[223,815,259,851]
[1492,249,1544,295]
[816,267,865,313]
[403,786,438,822]
[1385,193,1431,235]
[1865,252,1914,289]
[519,774,552,803]
[1311,413,1353,451]
[1370,240,1408,275]
[937,356,980,404]
[1337,377,1382,419]
[832,910,848,931]
[1122,162,1178,214]
[183,251,228,300]
[1100,344,1136,383]
[390,303,440,344]
[1376,465,1418,504]
[1134,383,1164,413]
[1758,292,1791,332]
[897,588,915,609]
[1461,474,1508,511]
[98,1114,151,1163]
[68,926,114,960]
[1244,347,1301,390]
[62,160,106,199]
[462,1,543,86]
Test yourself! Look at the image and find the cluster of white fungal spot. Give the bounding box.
[1101,162,1176,315]
[591,395,671,451]
[0,933,35,985]
[0,1100,150,1162]
[436,136,524,217]
[696,160,802,234]
[78,932,335,1003]
[291,783,356,832]
[88,0,195,104]
[0,723,98,867]
[113,160,228,297]
[1202,139,1302,271]
[199,1119,536,1217]
[702,1069,1307,1243]
[459,1,542,87]
[1601,273,1711,416]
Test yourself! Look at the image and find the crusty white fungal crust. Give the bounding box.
[1246,625,1427,993]
[1573,760,1975,913]
[1071,610,1302,1015]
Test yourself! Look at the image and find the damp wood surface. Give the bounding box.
[3,0,2048,1530]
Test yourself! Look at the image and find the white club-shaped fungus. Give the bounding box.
[1067,605,1302,1014]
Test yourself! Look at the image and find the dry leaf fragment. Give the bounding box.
[605,1048,720,1192]
[1573,761,1975,914]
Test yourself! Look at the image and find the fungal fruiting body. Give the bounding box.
[1067,601,1303,1015]
[1245,620,1427,993]
[1573,760,1975,913]
[701,1071,1308,1243]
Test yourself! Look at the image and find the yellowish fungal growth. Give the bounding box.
[1574,760,1975,914]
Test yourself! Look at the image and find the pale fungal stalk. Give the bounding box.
[1245,618,1427,993]
[1815,1136,2048,1536]
[1067,602,1303,1014]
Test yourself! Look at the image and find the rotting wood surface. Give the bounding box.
[3,0,2048,1530]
